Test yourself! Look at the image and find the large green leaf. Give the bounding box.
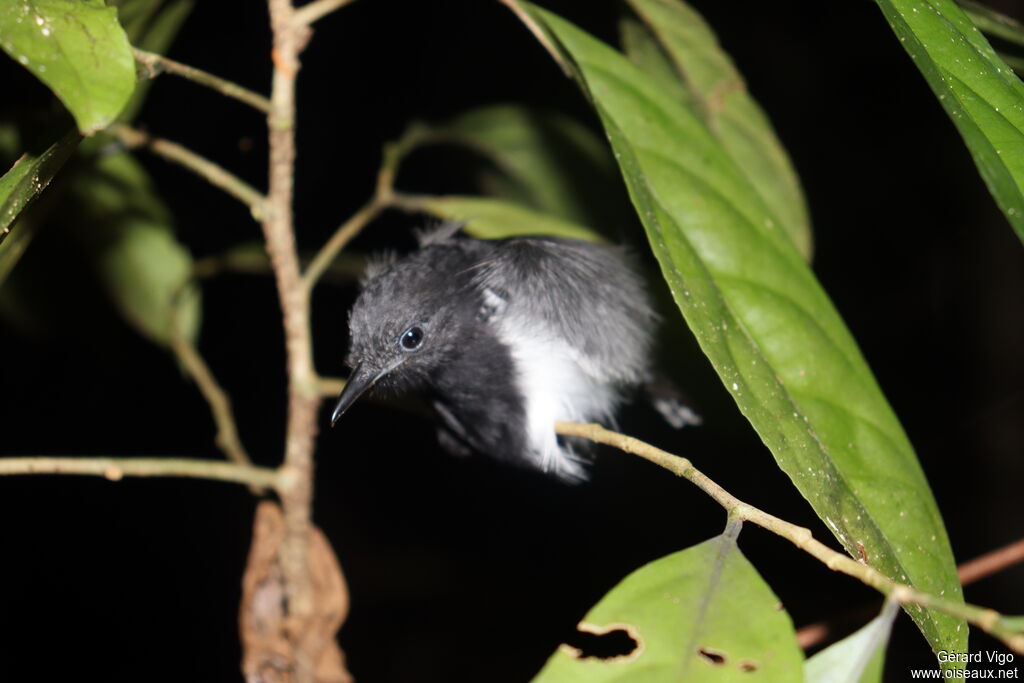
[532,528,804,682]
[620,0,812,260]
[516,2,965,660]
[405,194,605,242]
[0,0,136,134]
[0,129,80,282]
[874,0,1024,245]
[72,151,199,345]
[401,105,630,234]
[803,600,899,683]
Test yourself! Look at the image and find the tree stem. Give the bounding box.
[556,421,1024,654]
[293,0,357,27]
[265,2,320,681]
[113,125,266,219]
[0,456,279,488]
[133,48,272,113]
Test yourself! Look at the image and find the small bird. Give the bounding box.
[331,224,689,482]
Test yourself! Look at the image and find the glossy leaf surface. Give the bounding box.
[874,0,1024,245]
[518,2,965,658]
[621,0,812,259]
[0,129,79,282]
[0,0,136,134]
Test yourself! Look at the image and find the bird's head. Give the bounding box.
[330,248,476,426]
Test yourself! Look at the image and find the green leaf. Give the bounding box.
[804,600,899,683]
[407,105,630,233]
[0,128,78,245]
[874,0,1024,245]
[0,0,137,135]
[0,129,80,282]
[72,151,199,345]
[532,528,804,682]
[620,0,812,259]
[619,13,694,110]
[518,2,965,660]
[408,194,606,242]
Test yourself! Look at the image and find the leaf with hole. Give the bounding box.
[620,0,812,259]
[0,0,136,135]
[532,528,804,682]
[804,600,899,683]
[874,0,1024,245]
[406,194,605,243]
[515,2,965,660]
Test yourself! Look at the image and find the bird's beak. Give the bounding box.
[330,360,401,427]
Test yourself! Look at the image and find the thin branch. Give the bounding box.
[0,456,279,488]
[302,197,382,290]
[302,131,415,290]
[385,190,430,214]
[317,376,346,398]
[113,125,266,220]
[497,0,573,77]
[133,48,272,114]
[293,0,357,27]
[797,537,1024,650]
[958,537,1024,587]
[169,333,254,470]
[556,422,1024,655]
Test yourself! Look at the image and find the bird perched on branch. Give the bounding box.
[330,223,695,482]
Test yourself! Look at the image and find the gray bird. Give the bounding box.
[330,224,692,481]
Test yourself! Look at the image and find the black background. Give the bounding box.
[1,1,1022,681]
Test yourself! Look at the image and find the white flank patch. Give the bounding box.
[496,320,617,480]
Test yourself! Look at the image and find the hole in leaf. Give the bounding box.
[697,647,727,666]
[564,622,641,661]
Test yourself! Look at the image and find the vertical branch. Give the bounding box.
[264,1,318,677]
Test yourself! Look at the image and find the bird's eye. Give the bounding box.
[400,326,424,351]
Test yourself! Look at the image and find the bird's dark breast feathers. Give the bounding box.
[427,324,528,466]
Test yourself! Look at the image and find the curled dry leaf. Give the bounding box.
[240,501,352,683]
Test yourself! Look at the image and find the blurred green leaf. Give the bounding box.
[115,0,196,122]
[532,529,804,682]
[621,0,812,260]
[804,600,899,683]
[408,194,605,242]
[404,105,632,234]
[958,1,1024,49]
[72,151,199,345]
[875,0,1024,245]
[0,129,79,282]
[0,0,136,135]
[519,2,965,660]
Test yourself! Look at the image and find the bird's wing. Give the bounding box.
[470,238,656,383]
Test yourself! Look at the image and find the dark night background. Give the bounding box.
[1,1,1022,681]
